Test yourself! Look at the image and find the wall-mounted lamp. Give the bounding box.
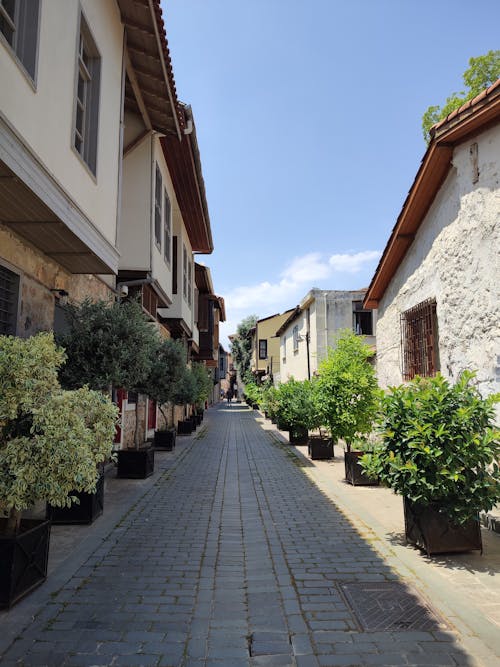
[50,289,69,306]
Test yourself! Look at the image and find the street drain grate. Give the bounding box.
[340,582,449,632]
[248,631,291,656]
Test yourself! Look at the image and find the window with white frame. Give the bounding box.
[163,190,171,264]
[0,263,20,335]
[293,325,300,352]
[187,257,192,307]
[182,244,187,300]
[0,0,40,80]
[74,14,101,175]
[282,336,286,363]
[154,165,162,248]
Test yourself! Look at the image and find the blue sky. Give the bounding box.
[161,0,499,347]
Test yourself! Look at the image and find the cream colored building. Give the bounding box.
[0,0,216,445]
[250,310,296,382]
[364,80,500,401]
[276,289,376,383]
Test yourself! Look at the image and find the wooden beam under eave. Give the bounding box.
[124,45,153,131]
[147,0,181,140]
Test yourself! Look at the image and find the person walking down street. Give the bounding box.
[226,388,233,406]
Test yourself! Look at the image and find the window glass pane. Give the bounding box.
[0,264,19,335]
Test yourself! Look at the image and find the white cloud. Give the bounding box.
[219,249,381,347]
[329,250,381,273]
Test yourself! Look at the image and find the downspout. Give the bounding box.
[306,306,311,380]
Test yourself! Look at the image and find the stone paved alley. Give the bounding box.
[1,404,498,667]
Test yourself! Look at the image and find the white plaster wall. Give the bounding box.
[0,0,123,246]
[376,124,500,398]
[119,133,151,269]
[279,312,308,381]
[151,139,174,300]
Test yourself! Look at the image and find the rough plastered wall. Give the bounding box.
[0,225,114,337]
[376,124,500,400]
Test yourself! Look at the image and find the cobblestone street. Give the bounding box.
[0,404,494,666]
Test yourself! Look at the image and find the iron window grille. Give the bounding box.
[401,298,439,380]
[0,263,20,335]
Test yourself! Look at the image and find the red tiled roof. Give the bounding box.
[364,78,500,309]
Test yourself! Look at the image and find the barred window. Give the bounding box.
[401,299,439,380]
[0,263,20,335]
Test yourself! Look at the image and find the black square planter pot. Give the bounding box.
[177,419,194,435]
[154,428,176,451]
[403,497,482,556]
[308,436,334,460]
[277,420,290,431]
[117,446,155,479]
[344,450,379,486]
[47,470,104,525]
[0,518,51,609]
[289,426,309,445]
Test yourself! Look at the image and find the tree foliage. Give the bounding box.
[231,314,258,379]
[422,50,500,143]
[315,329,378,450]
[170,366,197,407]
[191,362,212,408]
[273,378,319,431]
[361,372,500,524]
[0,333,117,535]
[57,298,160,392]
[142,338,186,424]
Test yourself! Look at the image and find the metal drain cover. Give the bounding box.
[340,582,448,632]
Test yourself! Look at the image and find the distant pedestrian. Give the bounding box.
[226,388,233,405]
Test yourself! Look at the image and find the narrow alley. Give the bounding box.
[0,404,494,667]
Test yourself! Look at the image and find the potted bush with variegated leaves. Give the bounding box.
[0,333,117,608]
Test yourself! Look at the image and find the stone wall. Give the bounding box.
[375,124,500,400]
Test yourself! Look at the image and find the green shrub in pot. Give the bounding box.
[315,329,378,451]
[360,371,500,525]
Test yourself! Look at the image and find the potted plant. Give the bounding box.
[191,362,212,422]
[56,298,159,484]
[343,435,379,486]
[315,329,378,466]
[361,372,500,555]
[0,333,117,608]
[261,384,279,422]
[172,367,197,435]
[274,378,318,444]
[144,338,185,452]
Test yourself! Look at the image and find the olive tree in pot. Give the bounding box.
[315,330,378,472]
[191,362,212,422]
[172,367,197,435]
[0,333,117,608]
[144,338,185,451]
[360,372,500,555]
[56,298,159,484]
